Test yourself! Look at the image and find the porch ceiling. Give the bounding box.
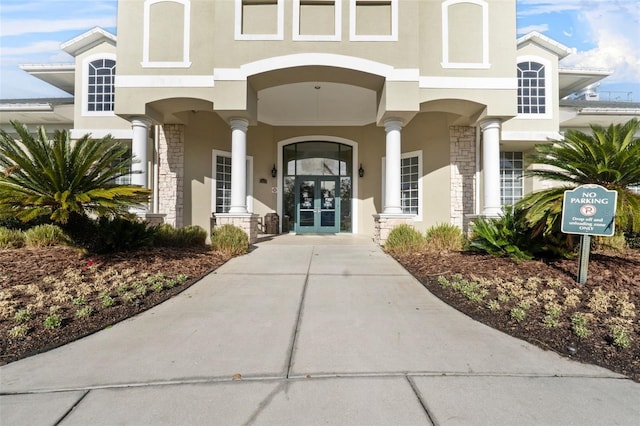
[257,81,378,126]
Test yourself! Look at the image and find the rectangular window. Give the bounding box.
[215,155,232,213]
[401,156,419,215]
[500,152,524,206]
[212,151,254,213]
[381,150,422,220]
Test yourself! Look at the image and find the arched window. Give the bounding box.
[517,61,546,114]
[87,59,116,112]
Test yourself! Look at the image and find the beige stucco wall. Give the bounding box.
[178,111,454,237]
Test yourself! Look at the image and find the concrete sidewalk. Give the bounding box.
[2,234,639,425]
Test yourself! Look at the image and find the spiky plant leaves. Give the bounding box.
[0,121,151,224]
[519,119,640,244]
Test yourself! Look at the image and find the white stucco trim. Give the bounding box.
[142,0,191,68]
[516,55,553,120]
[116,75,215,88]
[349,0,398,42]
[293,0,341,41]
[419,76,517,89]
[501,131,562,141]
[235,0,284,41]
[211,149,254,214]
[276,136,359,234]
[70,128,133,139]
[214,53,419,82]
[441,0,489,69]
[81,53,116,117]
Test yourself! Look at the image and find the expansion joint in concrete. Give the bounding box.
[285,246,314,379]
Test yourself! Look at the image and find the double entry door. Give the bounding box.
[296,177,340,233]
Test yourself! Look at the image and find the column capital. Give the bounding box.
[229,117,249,132]
[479,118,501,132]
[384,118,403,133]
[130,116,152,128]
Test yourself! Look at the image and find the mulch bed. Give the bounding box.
[394,249,640,382]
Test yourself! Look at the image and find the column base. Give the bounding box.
[373,214,414,246]
[141,213,166,226]
[212,213,259,244]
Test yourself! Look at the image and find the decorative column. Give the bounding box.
[229,118,248,214]
[373,118,412,246]
[384,118,403,214]
[480,119,502,217]
[131,117,152,188]
[213,117,258,244]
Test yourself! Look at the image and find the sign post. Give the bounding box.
[561,184,617,284]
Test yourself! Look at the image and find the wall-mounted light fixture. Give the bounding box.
[358,164,365,178]
[271,165,277,178]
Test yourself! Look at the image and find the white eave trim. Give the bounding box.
[501,131,562,141]
[71,128,133,139]
[517,31,572,59]
[61,27,116,57]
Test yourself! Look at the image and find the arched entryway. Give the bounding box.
[278,139,358,234]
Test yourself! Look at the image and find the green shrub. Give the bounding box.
[211,224,249,256]
[153,223,207,247]
[9,325,29,339]
[73,216,155,253]
[468,206,534,261]
[424,223,465,252]
[384,224,425,255]
[0,227,25,249]
[43,313,62,329]
[23,224,68,247]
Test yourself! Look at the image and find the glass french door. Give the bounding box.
[296,177,340,233]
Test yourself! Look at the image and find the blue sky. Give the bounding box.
[1,0,639,101]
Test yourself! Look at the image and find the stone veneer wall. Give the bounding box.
[450,126,476,232]
[213,214,260,244]
[373,214,414,246]
[157,124,184,228]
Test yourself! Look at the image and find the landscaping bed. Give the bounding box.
[0,246,228,364]
[394,249,640,382]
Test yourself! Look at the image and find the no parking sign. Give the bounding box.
[561,184,617,236]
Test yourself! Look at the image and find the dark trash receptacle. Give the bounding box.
[265,213,279,234]
[282,215,290,233]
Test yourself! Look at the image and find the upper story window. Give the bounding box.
[517,60,547,115]
[235,0,284,40]
[350,0,398,41]
[86,58,115,114]
[294,0,341,41]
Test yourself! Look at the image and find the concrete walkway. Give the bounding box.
[1,234,639,425]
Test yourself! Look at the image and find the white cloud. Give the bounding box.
[517,24,549,35]
[561,3,640,83]
[0,41,62,58]
[517,0,582,17]
[0,17,116,37]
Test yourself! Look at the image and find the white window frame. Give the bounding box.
[211,150,254,213]
[235,0,284,41]
[142,0,191,68]
[381,150,423,220]
[349,0,398,42]
[293,0,341,41]
[500,151,524,206]
[441,0,489,69]
[82,53,116,116]
[516,55,552,119]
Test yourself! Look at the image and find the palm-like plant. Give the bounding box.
[0,121,151,224]
[518,119,640,242]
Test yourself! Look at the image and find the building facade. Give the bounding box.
[2,0,639,243]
